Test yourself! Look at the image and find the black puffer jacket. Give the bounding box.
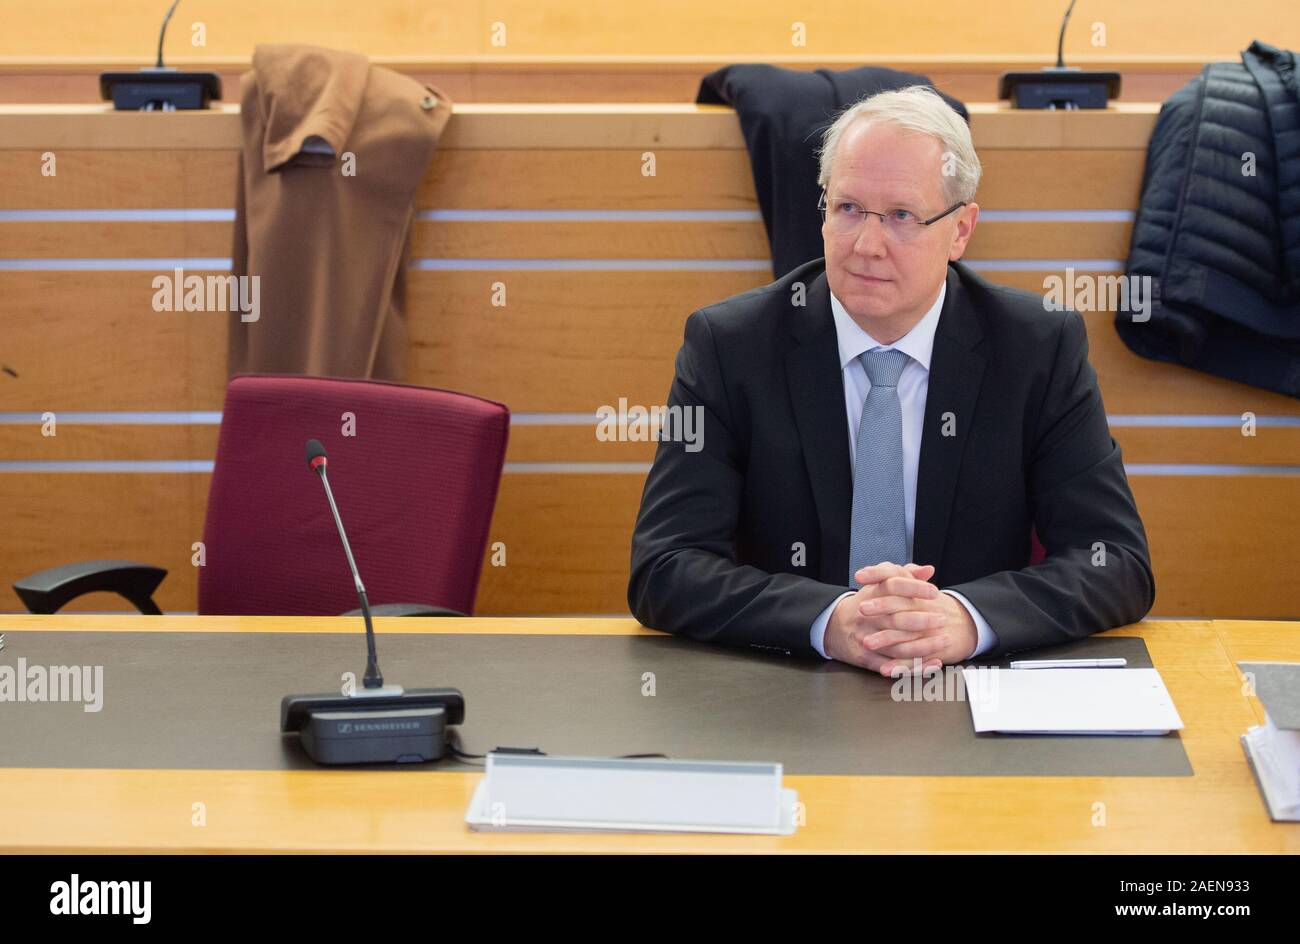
[1122,40,1300,398]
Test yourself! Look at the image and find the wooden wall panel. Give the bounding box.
[1,471,1296,618]
[2,1,1294,60]
[3,268,1299,417]
[0,147,1148,211]
[0,196,1140,264]
[0,271,229,411]
[0,473,208,613]
[0,66,1206,108]
[1131,477,1300,618]
[0,151,237,207]
[1,103,1297,622]
[3,423,1298,470]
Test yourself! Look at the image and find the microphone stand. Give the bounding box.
[281,439,465,764]
[312,462,399,695]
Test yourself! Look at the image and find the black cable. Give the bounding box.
[155,0,183,69]
[446,741,486,765]
[445,735,666,765]
[1055,0,1077,69]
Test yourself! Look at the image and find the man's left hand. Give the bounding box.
[858,584,979,667]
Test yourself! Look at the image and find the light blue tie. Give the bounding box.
[848,348,910,586]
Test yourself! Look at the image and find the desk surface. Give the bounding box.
[1,615,1296,853]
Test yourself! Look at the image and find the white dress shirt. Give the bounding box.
[810,280,998,660]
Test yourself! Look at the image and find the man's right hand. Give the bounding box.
[824,562,949,676]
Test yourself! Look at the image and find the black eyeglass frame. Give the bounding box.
[818,189,968,229]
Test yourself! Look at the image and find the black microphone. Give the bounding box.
[997,0,1119,109]
[306,438,382,690]
[279,438,466,765]
[99,0,222,110]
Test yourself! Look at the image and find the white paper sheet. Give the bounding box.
[962,667,1184,735]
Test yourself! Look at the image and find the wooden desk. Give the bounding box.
[1,614,1296,853]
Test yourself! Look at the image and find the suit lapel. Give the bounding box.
[913,265,987,572]
[784,271,853,586]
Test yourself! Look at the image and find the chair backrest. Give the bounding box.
[198,375,509,616]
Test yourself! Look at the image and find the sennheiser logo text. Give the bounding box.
[338,720,421,734]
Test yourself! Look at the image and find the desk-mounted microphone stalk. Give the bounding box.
[305,438,391,694]
[279,439,465,764]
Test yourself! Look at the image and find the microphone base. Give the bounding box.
[302,705,447,765]
[997,70,1120,109]
[99,70,222,110]
[281,687,466,766]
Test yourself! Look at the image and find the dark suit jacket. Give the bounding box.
[627,258,1155,660]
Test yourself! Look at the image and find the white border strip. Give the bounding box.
[0,210,235,222]
[0,411,223,424]
[966,259,1125,272]
[0,258,232,270]
[417,209,764,222]
[0,460,215,472]
[410,258,770,270]
[509,413,602,424]
[504,462,653,474]
[977,210,1134,222]
[1109,415,1300,427]
[1123,464,1300,476]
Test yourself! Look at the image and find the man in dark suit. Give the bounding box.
[627,86,1154,675]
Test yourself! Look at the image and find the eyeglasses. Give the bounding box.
[818,190,967,242]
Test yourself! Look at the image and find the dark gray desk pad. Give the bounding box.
[0,630,1191,776]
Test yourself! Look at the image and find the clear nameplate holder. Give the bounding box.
[465,754,799,835]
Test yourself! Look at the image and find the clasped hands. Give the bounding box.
[824,562,977,676]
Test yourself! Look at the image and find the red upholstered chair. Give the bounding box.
[1030,531,1047,566]
[13,376,509,617]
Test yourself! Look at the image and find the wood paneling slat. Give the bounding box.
[0,149,1146,211]
[976,150,1145,210]
[1,218,1132,261]
[4,269,1298,417]
[0,271,229,411]
[0,220,232,258]
[404,270,761,411]
[1132,476,1300,618]
[1113,426,1300,465]
[0,425,219,460]
[3,422,1297,466]
[0,472,208,613]
[0,151,238,209]
[418,149,758,208]
[0,66,1203,109]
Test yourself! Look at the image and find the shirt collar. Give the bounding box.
[829,279,947,373]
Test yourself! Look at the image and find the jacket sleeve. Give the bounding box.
[946,309,1156,656]
[627,309,850,657]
